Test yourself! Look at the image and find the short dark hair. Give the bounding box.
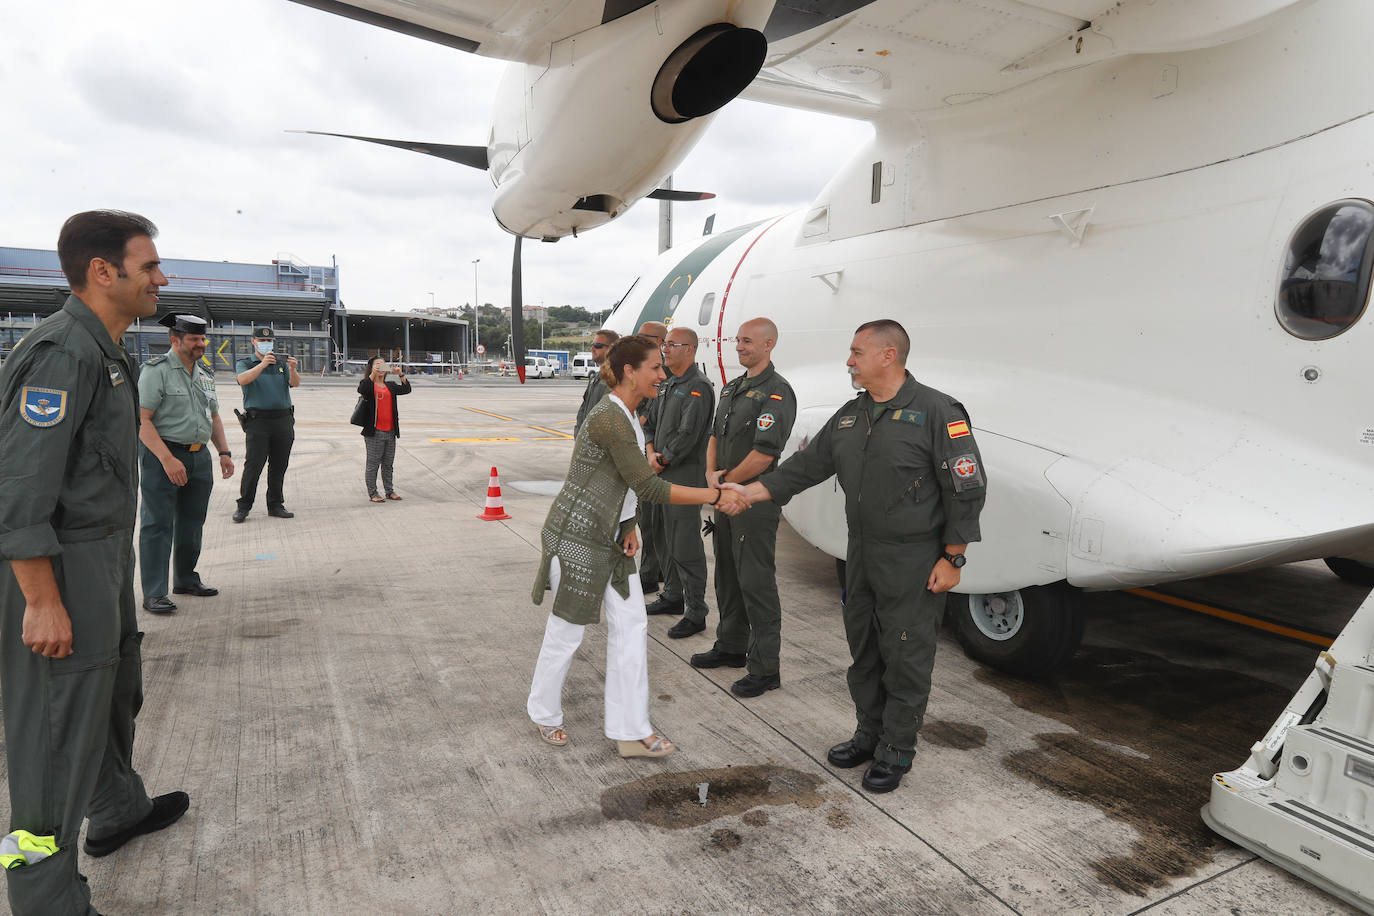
[855,319,910,364]
[599,335,659,386]
[57,210,158,290]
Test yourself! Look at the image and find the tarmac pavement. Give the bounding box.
[0,378,1363,914]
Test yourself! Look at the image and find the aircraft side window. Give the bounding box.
[697,292,716,325]
[1277,199,1374,340]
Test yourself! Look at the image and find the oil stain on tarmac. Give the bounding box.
[922,718,988,750]
[601,765,824,830]
[977,645,1292,895]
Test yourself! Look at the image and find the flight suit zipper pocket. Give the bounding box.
[92,438,129,485]
[887,476,928,510]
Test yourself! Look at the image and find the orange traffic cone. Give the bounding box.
[477,466,512,520]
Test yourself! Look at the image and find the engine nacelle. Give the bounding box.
[486,0,769,240]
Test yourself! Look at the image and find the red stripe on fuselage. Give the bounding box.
[715,216,787,385]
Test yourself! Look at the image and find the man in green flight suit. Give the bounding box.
[573,328,618,436]
[691,318,797,697]
[644,326,716,638]
[137,314,235,614]
[729,319,986,793]
[0,210,189,915]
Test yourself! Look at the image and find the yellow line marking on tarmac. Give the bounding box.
[429,437,522,443]
[463,406,517,421]
[528,425,573,439]
[1127,588,1334,648]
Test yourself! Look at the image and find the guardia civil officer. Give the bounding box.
[691,318,796,697]
[573,328,618,436]
[233,326,299,522]
[643,327,716,638]
[634,321,668,593]
[0,211,189,915]
[137,314,235,613]
[729,320,986,792]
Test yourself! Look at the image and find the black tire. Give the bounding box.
[951,582,1084,678]
[1324,557,1374,586]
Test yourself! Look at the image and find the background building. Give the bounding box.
[0,247,466,373]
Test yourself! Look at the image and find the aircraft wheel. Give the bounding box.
[1324,557,1374,586]
[951,583,1083,677]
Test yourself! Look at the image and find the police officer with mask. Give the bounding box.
[0,210,189,915]
[691,318,796,697]
[233,327,299,522]
[644,327,716,638]
[727,319,986,793]
[137,314,235,613]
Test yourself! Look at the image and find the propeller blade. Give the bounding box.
[646,188,716,202]
[511,235,526,384]
[287,130,489,171]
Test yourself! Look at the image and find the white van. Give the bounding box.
[524,356,554,379]
[570,352,595,379]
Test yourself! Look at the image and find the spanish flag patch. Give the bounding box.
[947,419,971,439]
[690,390,702,397]
[769,393,784,400]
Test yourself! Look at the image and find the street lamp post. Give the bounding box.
[471,258,481,363]
[428,291,435,310]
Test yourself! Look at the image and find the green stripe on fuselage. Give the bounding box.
[629,221,765,331]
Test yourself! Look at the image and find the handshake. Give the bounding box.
[709,471,754,517]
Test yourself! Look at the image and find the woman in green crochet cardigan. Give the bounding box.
[528,335,747,758]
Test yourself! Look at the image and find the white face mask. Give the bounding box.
[256,341,274,355]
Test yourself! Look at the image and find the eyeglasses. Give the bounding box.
[591,343,609,349]
[662,342,692,351]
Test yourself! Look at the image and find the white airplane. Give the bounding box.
[291,0,1374,906]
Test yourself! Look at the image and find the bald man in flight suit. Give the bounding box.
[729,319,986,793]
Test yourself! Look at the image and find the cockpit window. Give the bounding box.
[1278,200,1374,340]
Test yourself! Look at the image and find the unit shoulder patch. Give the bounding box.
[757,412,776,431]
[19,386,67,428]
[949,452,984,492]
[947,419,971,439]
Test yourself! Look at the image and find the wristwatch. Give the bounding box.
[219,451,232,457]
[942,552,967,568]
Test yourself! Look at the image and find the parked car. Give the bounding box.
[524,355,554,379]
[570,352,595,379]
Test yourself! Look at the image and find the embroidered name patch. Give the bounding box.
[757,413,776,431]
[947,419,971,438]
[837,415,857,429]
[890,409,925,425]
[20,386,67,427]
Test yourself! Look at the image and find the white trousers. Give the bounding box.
[527,557,653,741]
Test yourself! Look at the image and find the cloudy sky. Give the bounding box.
[2,0,872,315]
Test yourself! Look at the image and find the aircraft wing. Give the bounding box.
[744,0,1315,118]
[287,0,881,63]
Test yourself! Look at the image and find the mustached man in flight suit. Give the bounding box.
[644,327,716,639]
[728,319,986,793]
[0,211,189,915]
[137,314,235,614]
[691,318,797,697]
